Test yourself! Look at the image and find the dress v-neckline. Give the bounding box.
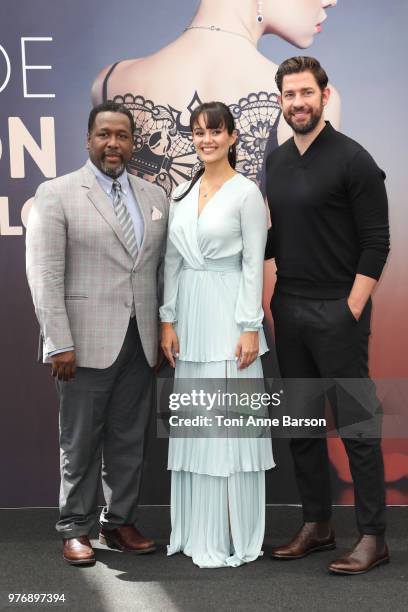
[196,173,238,220]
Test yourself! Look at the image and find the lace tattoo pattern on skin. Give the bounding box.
[112,91,281,196]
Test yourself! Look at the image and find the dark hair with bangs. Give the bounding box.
[173,101,237,201]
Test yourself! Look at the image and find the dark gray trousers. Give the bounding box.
[55,318,153,538]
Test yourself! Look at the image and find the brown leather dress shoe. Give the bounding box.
[329,535,390,575]
[271,522,336,560]
[99,525,156,554]
[63,536,95,565]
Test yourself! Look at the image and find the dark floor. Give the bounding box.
[0,506,407,612]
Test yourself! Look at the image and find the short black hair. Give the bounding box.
[88,100,135,134]
[276,56,329,93]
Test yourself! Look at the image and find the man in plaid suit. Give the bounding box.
[26,101,168,565]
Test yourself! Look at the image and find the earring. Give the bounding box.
[229,146,233,153]
[256,0,264,23]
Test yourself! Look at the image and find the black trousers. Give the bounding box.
[271,292,386,535]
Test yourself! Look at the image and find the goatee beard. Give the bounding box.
[101,162,125,178]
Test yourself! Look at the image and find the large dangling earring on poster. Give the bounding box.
[256,0,264,23]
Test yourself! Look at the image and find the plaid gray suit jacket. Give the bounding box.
[26,164,168,368]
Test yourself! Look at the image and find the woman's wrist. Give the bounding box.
[161,321,175,328]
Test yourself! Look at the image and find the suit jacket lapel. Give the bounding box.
[80,165,131,257]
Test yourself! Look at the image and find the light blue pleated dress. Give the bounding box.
[159,173,274,568]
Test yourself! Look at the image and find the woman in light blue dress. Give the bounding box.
[160,102,274,568]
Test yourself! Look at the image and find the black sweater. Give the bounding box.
[264,122,390,299]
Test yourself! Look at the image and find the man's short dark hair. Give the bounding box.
[88,100,135,134]
[275,56,329,93]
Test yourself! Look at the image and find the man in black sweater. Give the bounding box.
[265,56,390,574]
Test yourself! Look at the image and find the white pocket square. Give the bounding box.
[151,206,163,220]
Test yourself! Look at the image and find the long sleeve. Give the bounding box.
[159,201,184,323]
[235,184,268,331]
[264,151,275,261]
[26,181,74,355]
[264,227,275,260]
[348,150,390,280]
[157,189,170,308]
[48,346,74,357]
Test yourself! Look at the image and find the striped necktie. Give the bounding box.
[111,180,138,260]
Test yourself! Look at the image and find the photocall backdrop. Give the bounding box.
[0,0,407,507]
